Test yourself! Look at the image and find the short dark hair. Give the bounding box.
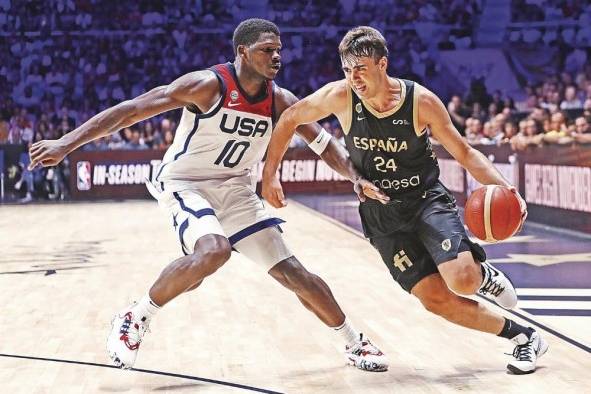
[233,18,280,55]
[338,26,388,65]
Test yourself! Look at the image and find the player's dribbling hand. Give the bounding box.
[354,178,390,204]
[262,172,287,208]
[28,139,68,170]
[509,186,527,233]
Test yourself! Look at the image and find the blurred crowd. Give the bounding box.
[509,0,591,46]
[1,0,590,202]
[444,79,591,151]
[1,0,480,33]
[512,0,590,22]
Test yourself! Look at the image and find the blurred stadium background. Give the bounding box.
[1,0,590,233]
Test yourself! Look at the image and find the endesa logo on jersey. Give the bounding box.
[220,113,269,137]
[76,161,92,191]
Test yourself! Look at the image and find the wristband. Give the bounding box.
[308,128,332,155]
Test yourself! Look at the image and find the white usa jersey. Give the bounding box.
[154,63,275,189]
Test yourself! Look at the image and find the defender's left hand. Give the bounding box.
[262,172,287,208]
[354,178,390,204]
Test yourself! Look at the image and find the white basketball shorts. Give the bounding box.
[146,175,292,270]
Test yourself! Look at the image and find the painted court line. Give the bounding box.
[289,199,591,355]
[0,353,284,394]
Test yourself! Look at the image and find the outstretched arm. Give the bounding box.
[418,85,527,225]
[29,70,219,169]
[419,87,511,187]
[263,82,388,208]
[273,87,363,181]
[264,83,340,181]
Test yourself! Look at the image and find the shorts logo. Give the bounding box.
[441,239,451,251]
[230,90,239,101]
[76,161,91,191]
[393,249,413,272]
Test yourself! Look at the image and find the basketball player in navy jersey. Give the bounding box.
[28,19,388,372]
[262,26,548,374]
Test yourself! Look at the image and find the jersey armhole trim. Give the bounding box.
[342,86,352,135]
[413,83,426,137]
[198,69,226,120]
[271,82,277,125]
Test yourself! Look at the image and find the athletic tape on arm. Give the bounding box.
[308,128,332,155]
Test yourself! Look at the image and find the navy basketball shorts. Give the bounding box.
[363,183,486,293]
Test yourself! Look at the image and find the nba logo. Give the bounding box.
[77,161,92,191]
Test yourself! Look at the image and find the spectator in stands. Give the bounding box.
[511,118,544,151]
[141,120,160,149]
[33,113,51,141]
[106,132,125,150]
[0,118,8,143]
[524,94,540,110]
[156,129,174,150]
[464,77,491,109]
[518,119,527,136]
[82,137,109,151]
[469,102,486,123]
[502,121,518,144]
[464,117,484,145]
[571,116,591,144]
[543,111,570,144]
[447,95,469,135]
[540,90,561,112]
[479,114,505,145]
[122,128,148,150]
[560,85,583,109]
[530,106,549,123]
[160,118,174,140]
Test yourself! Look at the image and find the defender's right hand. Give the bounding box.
[262,173,287,208]
[28,139,68,170]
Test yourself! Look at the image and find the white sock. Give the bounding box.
[333,318,360,347]
[132,294,161,320]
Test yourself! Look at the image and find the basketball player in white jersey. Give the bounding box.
[28,19,388,372]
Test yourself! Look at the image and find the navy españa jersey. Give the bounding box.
[343,79,439,199]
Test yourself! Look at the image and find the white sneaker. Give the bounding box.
[478,262,518,309]
[345,334,388,372]
[106,305,151,369]
[507,331,548,374]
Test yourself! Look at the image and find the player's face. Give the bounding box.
[244,32,282,80]
[341,56,386,99]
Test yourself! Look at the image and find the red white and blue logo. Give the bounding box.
[77,161,92,191]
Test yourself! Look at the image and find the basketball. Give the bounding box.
[464,185,522,242]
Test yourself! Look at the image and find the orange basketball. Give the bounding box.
[464,185,522,242]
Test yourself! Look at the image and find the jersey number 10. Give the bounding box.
[214,140,251,168]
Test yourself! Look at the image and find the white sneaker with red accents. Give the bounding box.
[106,305,151,369]
[345,334,388,372]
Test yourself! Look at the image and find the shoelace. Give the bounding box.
[348,340,383,356]
[479,268,505,297]
[119,313,150,350]
[512,341,534,361]
[361,342,383,356]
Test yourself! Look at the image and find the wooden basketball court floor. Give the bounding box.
[1,199,590,393]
